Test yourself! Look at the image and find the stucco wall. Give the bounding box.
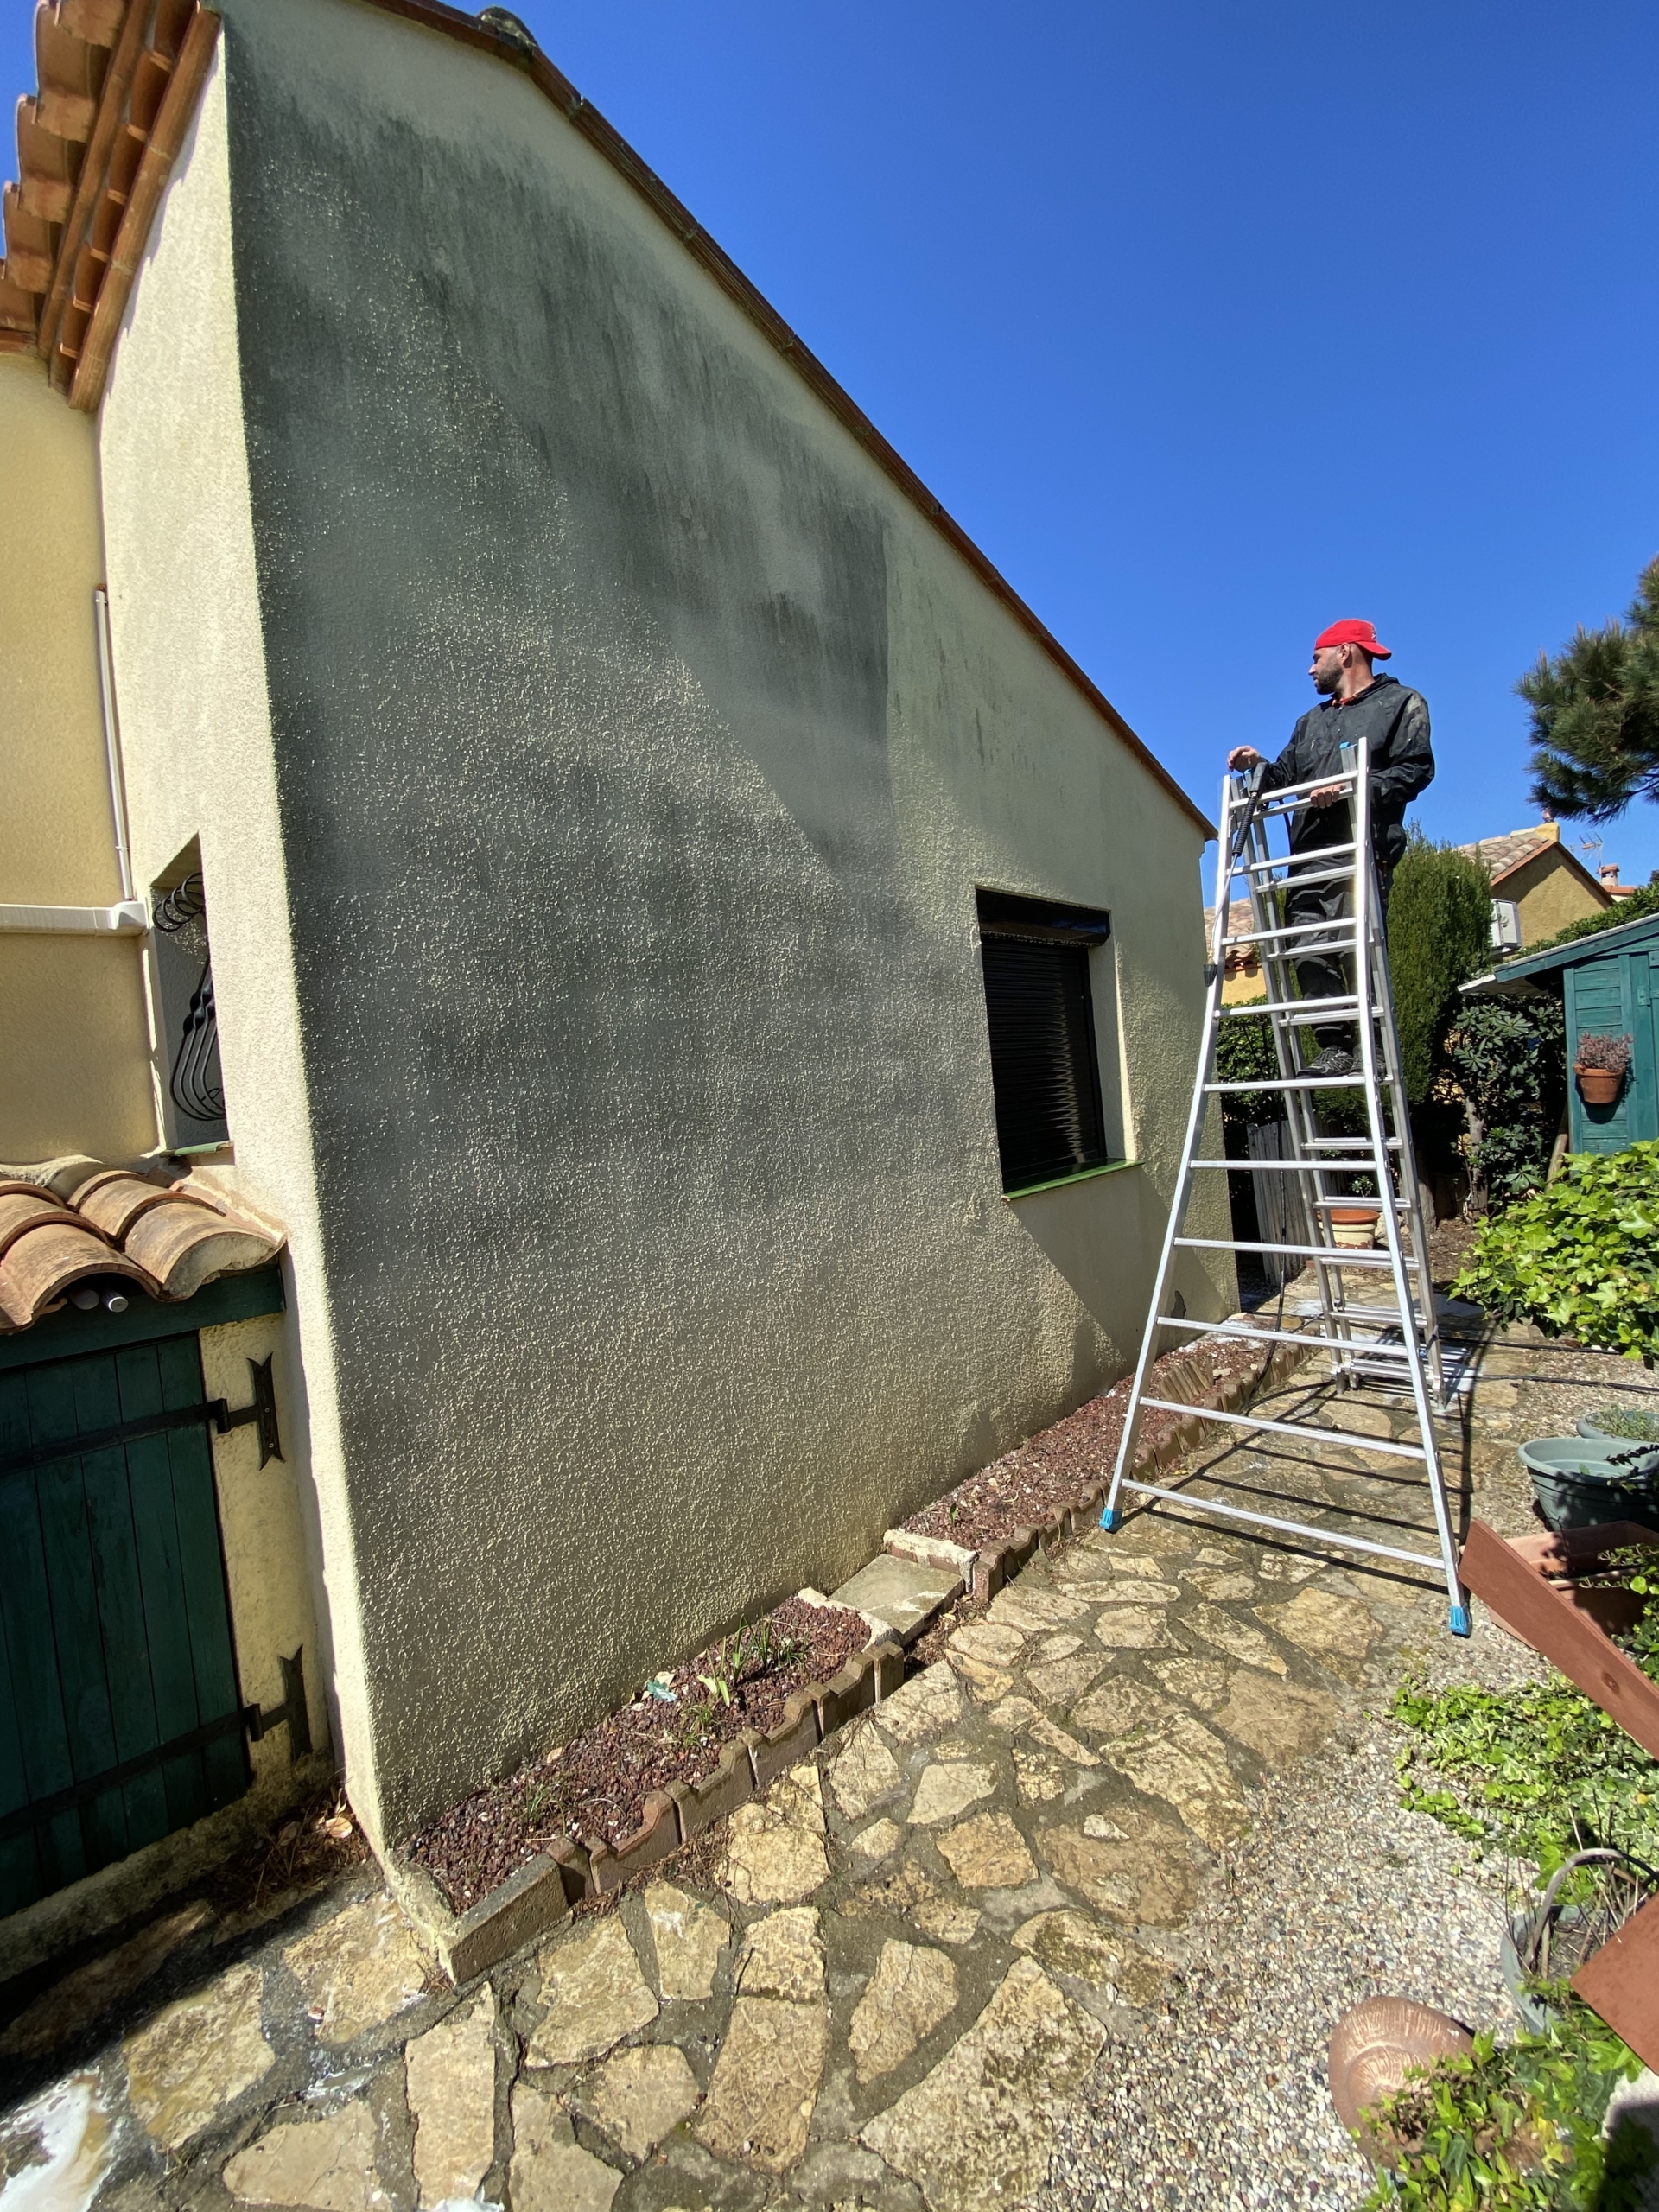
[0,357,154,1161]
[106,0,1229,1842]
[1509,847,1611,945]
[96,59,351,1816]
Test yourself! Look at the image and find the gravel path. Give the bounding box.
[1039,1609,1548,2212]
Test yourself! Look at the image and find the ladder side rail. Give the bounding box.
[1239,804,1326,1312]
[1345,739,1467,1634]
[1103,771,1249,1529]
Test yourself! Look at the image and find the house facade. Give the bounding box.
[0,0,1229,1930]
[1458,822,1614,950]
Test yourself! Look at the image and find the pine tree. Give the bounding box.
[1522,555,1659,819]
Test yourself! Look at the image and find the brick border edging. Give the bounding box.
[385,1329,1316,1982]
[384,1630,904,1981]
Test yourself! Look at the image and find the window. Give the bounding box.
[976,889,1113,1192]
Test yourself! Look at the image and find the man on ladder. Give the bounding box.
[1226,618,1434,1076]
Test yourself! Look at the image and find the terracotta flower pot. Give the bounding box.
[1329,1204,1382,1250]
[1575,1064,1624,1105]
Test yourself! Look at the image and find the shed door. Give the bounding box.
[1567,955,1637,1154]
[0,1334,249,1915]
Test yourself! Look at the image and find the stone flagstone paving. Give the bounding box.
[0,1332,1622,2211]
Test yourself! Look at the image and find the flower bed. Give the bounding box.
[404,1595,867,1913]
[899,1335,1271,1554]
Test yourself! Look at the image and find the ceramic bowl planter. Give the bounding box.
[1519,1434,1659,1534]
[1329,1204,1382,1249]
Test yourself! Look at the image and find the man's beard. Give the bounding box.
[1313,659,1342,695]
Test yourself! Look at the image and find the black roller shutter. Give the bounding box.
[977,893,1109,1192]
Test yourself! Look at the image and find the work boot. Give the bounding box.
[1306,1046,1357,1077]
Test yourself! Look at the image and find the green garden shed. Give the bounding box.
[1474,909,1659,1155]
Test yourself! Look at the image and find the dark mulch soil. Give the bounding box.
[900,1336,1270,1554]
[404,1596,867,1913]
[1428,1215,1481,1291]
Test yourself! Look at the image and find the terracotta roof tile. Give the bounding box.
[1456,828,1554,883]
[0,1166,283,1333]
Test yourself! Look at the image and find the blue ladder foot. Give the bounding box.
[1448,1604,1471,1638]
[1100,1506,1122,1533]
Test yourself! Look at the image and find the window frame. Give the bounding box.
[975,888,1117,1197]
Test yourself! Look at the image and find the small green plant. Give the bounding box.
[1391,1675,1659,1878]
[1358,2012,1652,2209]
[1450,1141,1659,1361]
[1215,1007,1281,1128]
[678,1616,807,1745]
[1587,1406,1659,1443]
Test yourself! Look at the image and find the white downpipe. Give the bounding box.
[93,585,136,903]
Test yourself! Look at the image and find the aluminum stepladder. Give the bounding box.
[1100,736,1470,1636]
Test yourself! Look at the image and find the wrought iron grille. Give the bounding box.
[151,872,225,1124]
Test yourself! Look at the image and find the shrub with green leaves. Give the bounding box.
[1440,1000,1567,1212]
[1360,2013,1652,2210]
[1450,1141,1659,1360]
[1386,835,1497,1106]
[1214,1005,1281,1128]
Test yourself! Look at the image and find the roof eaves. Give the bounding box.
[1485,906,1659,982]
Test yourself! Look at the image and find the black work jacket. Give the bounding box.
[1260,676,1434,873]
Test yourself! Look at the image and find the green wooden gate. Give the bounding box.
[0,1332,250,1916]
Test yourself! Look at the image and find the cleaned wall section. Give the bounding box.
[156,0,1225,1837]
[0,356,155,1163]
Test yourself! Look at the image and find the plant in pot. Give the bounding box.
[1574,1031,1632,1107]
[1329,1169,1382,1249]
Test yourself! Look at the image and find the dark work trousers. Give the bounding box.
[1284,832,1393,1053]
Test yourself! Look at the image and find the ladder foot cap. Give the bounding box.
[1448,1604,1471,1639]
[1100,1507,1122,1533]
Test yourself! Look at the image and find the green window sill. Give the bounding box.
[1003,1157,1139,1202]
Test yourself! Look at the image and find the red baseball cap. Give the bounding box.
[1314,618,1391,660]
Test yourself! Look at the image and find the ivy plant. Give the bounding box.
[1450,1141,1659,1361]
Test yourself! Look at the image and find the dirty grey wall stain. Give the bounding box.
[219,3,1120,1830]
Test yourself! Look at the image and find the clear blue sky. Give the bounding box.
[6,0,1656,884]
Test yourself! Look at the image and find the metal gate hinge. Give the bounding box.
[213,1354,283,1465]
[244,1647,312,1763]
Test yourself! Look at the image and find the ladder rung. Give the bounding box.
[1238,841,1357,872]
[1113,1481,1443,1568]
[1157,1315,1417,1358]
[1215,995,1363,1020]
[1205,1077,1379,1093]
[1251,770,1363,804]
[1308,1196,1411,1211]
[1220,919,1363,947]
[1306,1137,1402,1151]
[1137,1396,1428,1460]
[1190,1159,1390,1173]
[1234,859,1358,893]
[1173,1236,1394,1265]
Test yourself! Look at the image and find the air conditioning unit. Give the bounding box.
[1490,899,1522,952]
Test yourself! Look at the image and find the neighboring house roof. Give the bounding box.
[0,0,1213,842]
[1456,824,1612,901]
[1203,901,1258,951]
[0,1166,283,1331]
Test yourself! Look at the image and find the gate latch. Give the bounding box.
[213,1355,283,1466]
